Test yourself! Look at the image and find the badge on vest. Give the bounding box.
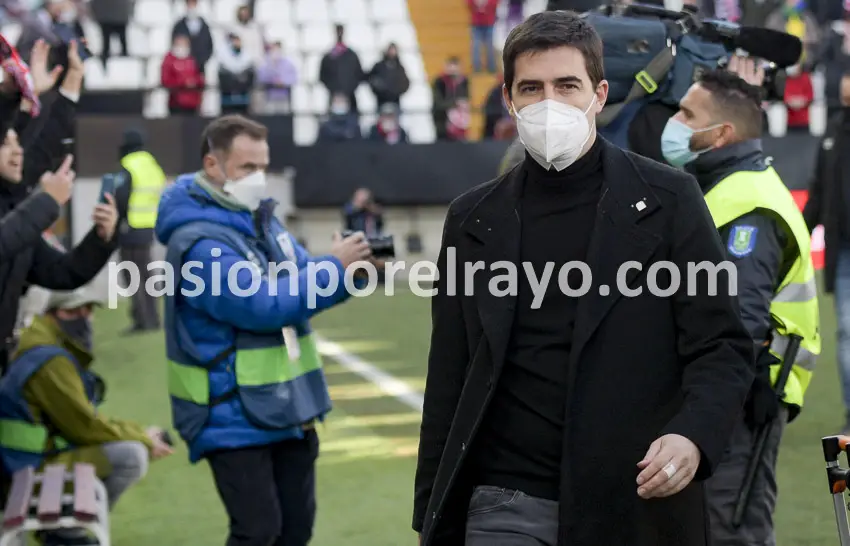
[728,225,758,258]
[276,232,297,263]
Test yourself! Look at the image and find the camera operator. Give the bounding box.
[343,187,384,238]
[0,37,120,372]
[156,114,383,546]
[661,59,820,544]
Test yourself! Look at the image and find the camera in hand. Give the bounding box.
[160,430,174,447]
[341,230,396,258]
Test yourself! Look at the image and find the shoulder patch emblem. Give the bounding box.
[728,225,758,258]
[824,138,834,151]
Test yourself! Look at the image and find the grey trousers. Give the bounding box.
[120,244,160,330]
[465,486,559,546]
[706,407,788,546]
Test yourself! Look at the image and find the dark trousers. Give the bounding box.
[99,22,127,63]
[169,105,198,115]
[207,431,319,546]
[705,406,788,546]
[119,243,160,330]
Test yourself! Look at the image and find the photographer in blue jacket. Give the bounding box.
[155,114,374,546]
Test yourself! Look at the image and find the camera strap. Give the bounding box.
[597,44,676,127]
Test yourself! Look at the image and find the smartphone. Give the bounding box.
[99,174,115,204]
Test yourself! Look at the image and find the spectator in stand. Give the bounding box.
[161,34,205,116]
[257,41,297,114]
[367,43,410,110]
[505,0,525,31]
[468,0,499,74]
[784,63,814,131]
[16,0,84,62]
[319,24,365,116]
[343,188,384,237]
[367,103,409,144]
[217,32,255,116]
[765,0,820,71]
[228,4,264,64]
[821,13,850,117]
[446,98,471,141]
[318,93,362,142]
[171,0,214,75]
[89,0,133,67]
[432,56,469,141]
[482,73,509,138]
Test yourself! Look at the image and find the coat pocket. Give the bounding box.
[467,486,521,516]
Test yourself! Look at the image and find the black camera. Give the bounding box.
[341,230,396,258]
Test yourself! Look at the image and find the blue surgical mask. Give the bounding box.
[58,317,93,352]
[660,118,721,168]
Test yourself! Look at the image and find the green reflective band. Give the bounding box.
[168,334,323,405]
[236,335,322,387]
[0,419,47,453]
[168,359,209,405]
[635,71,657,93]
[53,436,70,451]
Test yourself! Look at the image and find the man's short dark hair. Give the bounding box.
[697,69,764,140]
[200,115,268,158]
[502,10,604,97]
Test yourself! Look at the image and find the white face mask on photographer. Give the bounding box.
[512,96,597,171]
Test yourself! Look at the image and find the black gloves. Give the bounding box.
[744,348,781,430]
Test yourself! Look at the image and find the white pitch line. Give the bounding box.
[315,335,424,412]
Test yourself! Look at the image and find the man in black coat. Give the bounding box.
[0,38,120,371]
[413,12,755,546]
[803,70,850,431]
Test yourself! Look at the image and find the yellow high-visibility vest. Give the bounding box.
[120,151,166,229]
[704,166,821,417]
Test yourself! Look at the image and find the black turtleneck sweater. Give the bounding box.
[473,137,604,501]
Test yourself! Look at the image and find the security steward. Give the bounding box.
[112,128,167,335]
[661,65,821,544]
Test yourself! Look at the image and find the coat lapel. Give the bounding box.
[570,141,664,365]
[460,165,524,374]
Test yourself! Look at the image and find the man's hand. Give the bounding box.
[331,231,372,269]
[29,39,63,95]
[727,55,765,87]
[40,154,75,205]
[66,39,84,75]
[146,427,175,460]
[92,193,118,242]
[787,97,808,110]
[636,434,700,499]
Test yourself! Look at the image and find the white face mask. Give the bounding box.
[512,96,597,171]
[59,7,76,23]
[223,170,267,211]
[173,46,190,59]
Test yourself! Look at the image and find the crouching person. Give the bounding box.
[0,287,174,546]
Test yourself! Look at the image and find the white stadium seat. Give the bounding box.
[402,113,437,143]
[294,0,330,24]
[299,23,335,54]
[355,83,377,114]
[148,26,171,56]
[378,22,418,52]
[302,53,323,84]
[201,89,221,117]
[400,52,426,83]
[310,85,330,115]
[145,89,169,118]
[255,0,292,23]
[370,0,410,23]
[146,56,162,88]
[83,60,107,90]
[107,58,144,90]
[400,82,433,113]
[330,0,370,23]
[359,113,378,135]
[344,23,377,53]
[81,19,102,56]
[127,24,150,57]
[134,0,173,27]
[215,0,243,26]
[293,115,319,145]
[291,83,311,114]
[265,24,299,46]
[357,49,381,72]
[204,59,219,87]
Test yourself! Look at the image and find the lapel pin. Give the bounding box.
[635,200,646,212]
